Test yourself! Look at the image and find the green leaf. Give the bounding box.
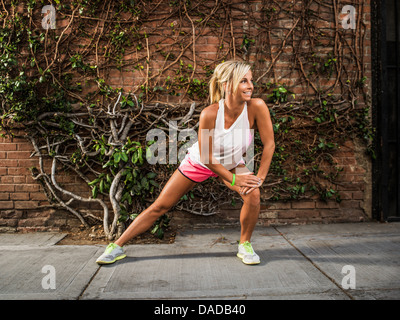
[92,185,98,198]
[146,147,152,161]
[141,177,149,189]
[149,180,159,187]
[155,228,164,239]
[138,147,143,164]
[146,172,157,179]
[151,224,159,235]
[130,213,139,220]
[121,152,128,162]
[88,178,99,186]
[132,151,138,164]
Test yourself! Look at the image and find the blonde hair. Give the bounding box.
[209,60,252,104]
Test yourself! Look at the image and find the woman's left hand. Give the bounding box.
[239,178,263,195]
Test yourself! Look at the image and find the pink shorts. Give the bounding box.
[178,156,219,183]
[178,153,246,183]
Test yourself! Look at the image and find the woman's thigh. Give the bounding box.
[152,169,198,211]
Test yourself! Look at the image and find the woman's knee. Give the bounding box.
[241,188,260,206]
[149,201,170,218]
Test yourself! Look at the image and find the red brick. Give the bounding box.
[316,201,340,209]
[17,159,38,167]
[0,219,18,228]
[12,176,26,183]
[7,167,29,175]
[6,151,32,159]
[291,201,315,209]
[10,193,30,200]
[294,210,321,219]
[14,201,39,209]
[0,159,18,167]
[340,200,361,208]
[30,192,48,201]
[277,211,297,219]
[0,193,9,200]
[17,217,48,227]
[0,201,14,209]
[0,184,15,192]
[352,191,364,200]
[15,184,39,192]
[0,143,17,151]
[0,176,13,183]
[17,143,34,151]
[273,202,291,210]
[338,191,353,200]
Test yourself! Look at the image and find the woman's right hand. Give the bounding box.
[234,173,261,188]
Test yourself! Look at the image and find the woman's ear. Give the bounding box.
[223,82,231,95]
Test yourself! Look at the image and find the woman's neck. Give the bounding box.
[224,95,245,117]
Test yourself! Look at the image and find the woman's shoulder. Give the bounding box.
[248,98,268,109]
[247,98,270,129]
[200,102,219,119]
[199,102,219,129]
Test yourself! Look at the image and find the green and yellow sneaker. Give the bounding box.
[237,241,260,265]
[96,243,126,265]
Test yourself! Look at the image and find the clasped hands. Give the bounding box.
[235,173,264,195]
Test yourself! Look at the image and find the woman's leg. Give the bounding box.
[217,164,260,243]
[114,169,197,247]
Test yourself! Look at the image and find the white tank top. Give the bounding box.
[185,99,253,170]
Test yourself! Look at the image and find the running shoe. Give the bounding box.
[96,243,126,265]
[237,241,260,265]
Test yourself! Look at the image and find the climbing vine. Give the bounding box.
[0,0,374,238]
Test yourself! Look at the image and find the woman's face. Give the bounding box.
[233,69,254,102]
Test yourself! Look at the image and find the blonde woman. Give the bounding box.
[96,60,275,265]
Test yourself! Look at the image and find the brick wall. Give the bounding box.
[0,134,371,232]
[0,0,373,232]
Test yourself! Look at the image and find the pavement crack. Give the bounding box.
[273,226,355,300]
[77,264,102,300]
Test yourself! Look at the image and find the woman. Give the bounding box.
[96,60,275,265]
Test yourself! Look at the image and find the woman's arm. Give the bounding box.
[240,99,275,194]
[253,98,275,181]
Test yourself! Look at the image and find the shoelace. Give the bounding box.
[242,241,254,254]
[105,243,119,254]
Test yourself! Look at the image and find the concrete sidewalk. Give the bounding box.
[0,222,399,300]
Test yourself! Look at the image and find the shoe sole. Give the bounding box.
[96,254,127,265]
[237,253,260,265]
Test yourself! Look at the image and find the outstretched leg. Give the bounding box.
[114,169,197,247]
